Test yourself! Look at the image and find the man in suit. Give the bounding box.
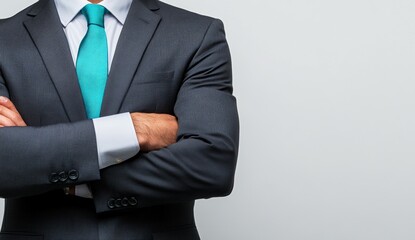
[0,0,238,239]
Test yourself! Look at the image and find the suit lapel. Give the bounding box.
[100,0,161,116]
[24,0,87,122]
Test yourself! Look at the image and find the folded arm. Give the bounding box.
[90,19,239,213]
[0,101,101,198]
[0,96,179,199]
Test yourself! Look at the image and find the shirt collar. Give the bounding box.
[54,0,133,27]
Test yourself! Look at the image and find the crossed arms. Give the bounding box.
[0,19,239,213]
[0,98,178,153]
[0,98,179,196]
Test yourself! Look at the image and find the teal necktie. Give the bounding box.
[76,4,108,119]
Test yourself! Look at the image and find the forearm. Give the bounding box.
[73,111,177,199]
[91,89,239,212]
[0,120,100,198]
[92,137,238,212]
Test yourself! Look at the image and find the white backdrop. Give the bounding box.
[2,1,415,239]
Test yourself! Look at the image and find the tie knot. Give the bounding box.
[82,4,106,27]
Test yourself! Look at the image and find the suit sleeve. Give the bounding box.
[0,73,101,198]
[90,19,239,213]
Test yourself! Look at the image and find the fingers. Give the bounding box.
[0,96,19,112]
[0,96,27,126]
[0,114,16,127]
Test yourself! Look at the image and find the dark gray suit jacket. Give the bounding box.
[0,0,239,239]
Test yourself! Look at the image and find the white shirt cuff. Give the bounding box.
[93,112,140,169]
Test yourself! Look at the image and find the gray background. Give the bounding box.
[1,1,415,239]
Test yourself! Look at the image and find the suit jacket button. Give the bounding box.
[107,198,115,209]
[68,169,79,181]
[115,198,122,208]
[59,171,68,182]
[49,173,59,183]
[121,197,129,207]
[128,197,138,206]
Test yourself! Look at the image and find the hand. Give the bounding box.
[0,96,26,127]
[130,112,178,152]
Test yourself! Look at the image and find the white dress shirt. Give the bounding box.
[54,0,139,197]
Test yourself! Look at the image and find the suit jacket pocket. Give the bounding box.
[0,232,43,240]
[152,226,200,240]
